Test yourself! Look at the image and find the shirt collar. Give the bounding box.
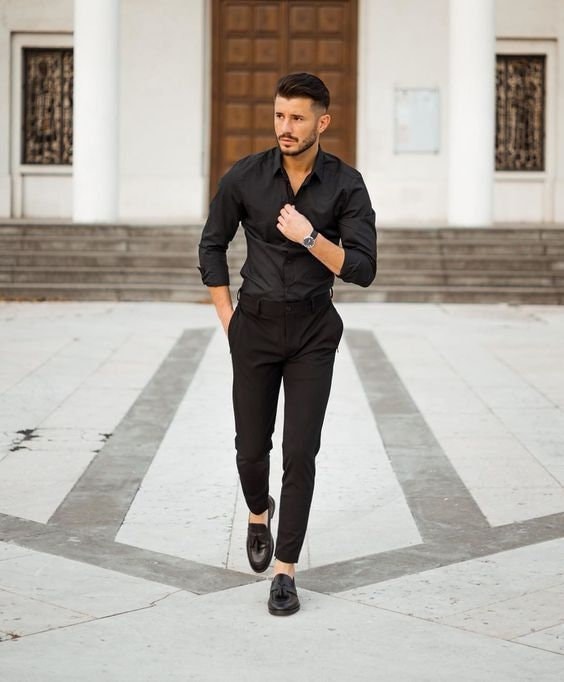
[271,146,325,182]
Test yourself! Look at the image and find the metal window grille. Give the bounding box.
[22,48,73,165]
[495,54,545,171]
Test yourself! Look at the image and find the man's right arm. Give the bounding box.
[198,169,244,333]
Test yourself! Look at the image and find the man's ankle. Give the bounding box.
[249,509,268,525]
[273,560,295,578]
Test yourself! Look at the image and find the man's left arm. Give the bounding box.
[276,179,377,287]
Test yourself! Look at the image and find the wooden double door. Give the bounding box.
[211,0,358,192]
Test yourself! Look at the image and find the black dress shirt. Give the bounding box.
[198,147,376,300]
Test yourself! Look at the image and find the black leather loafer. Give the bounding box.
[268,574,300,616]
[246,495,275,573]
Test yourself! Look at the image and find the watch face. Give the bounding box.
[303,236,315,248]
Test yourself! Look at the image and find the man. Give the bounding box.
[199,72,376,616]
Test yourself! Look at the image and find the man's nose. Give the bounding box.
[280,118,293,134]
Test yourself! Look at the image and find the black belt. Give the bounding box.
[238,290,332,317]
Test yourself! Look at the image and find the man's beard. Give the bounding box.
[278,130,318,156]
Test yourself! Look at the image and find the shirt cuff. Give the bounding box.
[338,249,376,288]
[198,265,231,288]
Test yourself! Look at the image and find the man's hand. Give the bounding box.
[276,204,312,244]
[277,203,346,276]
[218,307,234,335]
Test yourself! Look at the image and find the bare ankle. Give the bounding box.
[274,560,295,578]
[249,509,268,525]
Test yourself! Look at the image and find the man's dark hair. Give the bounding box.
[275,72,330,111]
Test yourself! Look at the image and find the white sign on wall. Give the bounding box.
[394,88,440,154]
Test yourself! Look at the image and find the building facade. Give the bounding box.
[0,0,562,225]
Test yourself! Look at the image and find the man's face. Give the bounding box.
[274,96,330,157]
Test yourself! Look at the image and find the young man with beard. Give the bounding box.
[199,72,376,615]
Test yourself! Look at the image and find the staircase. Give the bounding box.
[340,226,564,304]
[0,223,207,303]
[1,222,563,304]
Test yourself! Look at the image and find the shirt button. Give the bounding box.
[286,304,292,312]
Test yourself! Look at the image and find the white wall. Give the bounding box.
[0,0,73,218]
[2,0,562,224]
[495,0,562,223]
[0,0,208,222]
[357,0,449,225]
[357,0,563,225]
[119,0,208,222]
[555,3,564,222]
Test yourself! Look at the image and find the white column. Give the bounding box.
[73,0,119,222]
[448,0,495,226]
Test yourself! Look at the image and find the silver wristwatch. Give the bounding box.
[302,229,319,249]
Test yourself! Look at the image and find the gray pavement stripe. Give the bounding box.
[1,325,564,596]
[344,328,490,540]
[298,511,564,594]
[49,328,214,536]
[0,513,258,595]
[2,508,564,596]
[296,328,564,592]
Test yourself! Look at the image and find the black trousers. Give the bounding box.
[228,291,343,564]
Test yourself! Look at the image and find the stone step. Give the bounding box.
[0,266,560,288]
[2,223,563,242]
[0,253,192,268]
[370,272,562,287]
[0,267,240,286]
[377,227,564,240]
[2,223,563,241]
[0,223,198,238]
[1,251,562,271]
[334,285,564,304]
[382,258,562,271]
[1,282,562,305]
[1,222,563,304]
[3,239,561,258]
[0,237,194,253]
[0,282,211,303]
[0,268,192,285]
[378,256,563,271]
[1,228,561,241]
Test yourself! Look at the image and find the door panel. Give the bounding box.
[211,0,357,193]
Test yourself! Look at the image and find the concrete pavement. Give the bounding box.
[0,300,563,680]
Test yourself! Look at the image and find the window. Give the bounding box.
[495,55,545,172]
[22,48,73,165]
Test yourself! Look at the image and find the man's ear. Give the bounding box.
[318,113,331,134]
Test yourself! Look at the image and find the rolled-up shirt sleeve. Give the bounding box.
[198,168,244,287]
[337,176,377,288]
